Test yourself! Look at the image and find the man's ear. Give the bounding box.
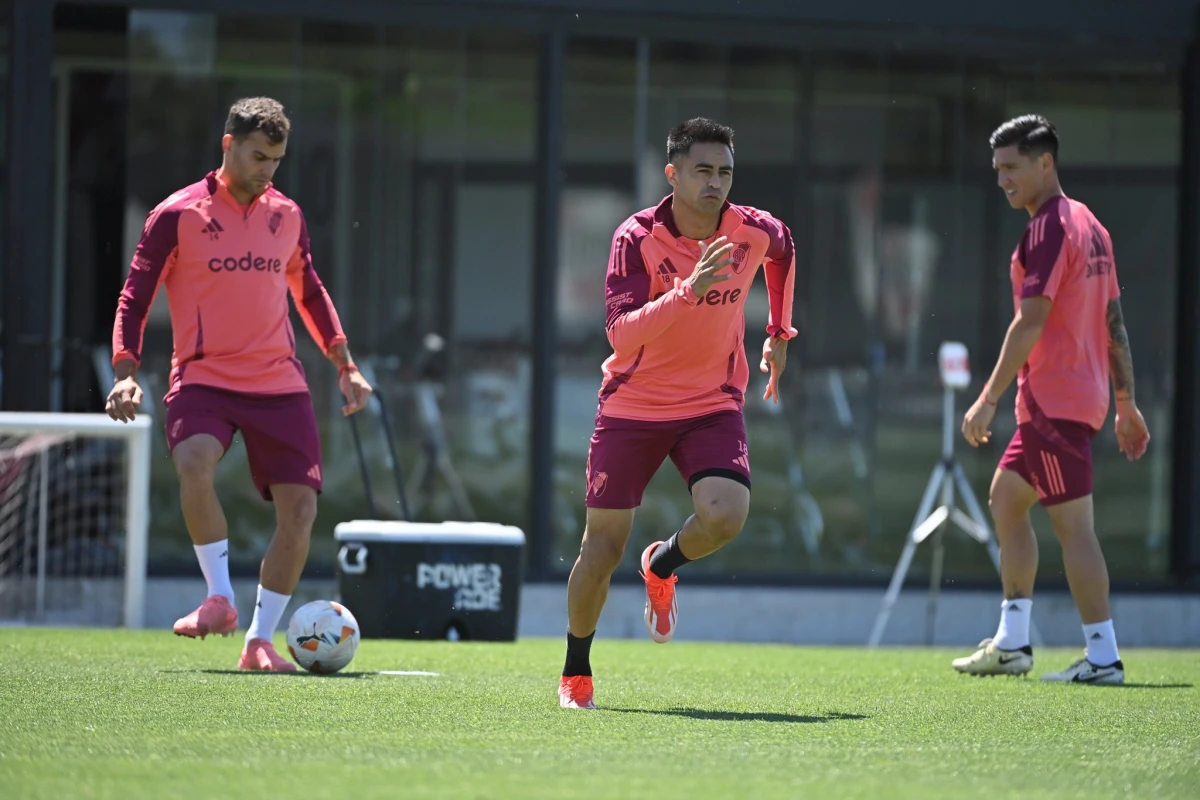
[664,162,677,188]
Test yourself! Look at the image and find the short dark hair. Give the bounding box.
[989,114,1058,163]
[225,97,290,144]
[667,117,735,162]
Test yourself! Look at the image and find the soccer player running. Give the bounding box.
[953,115,1150,685]
[105,98,373,672]
[558,118,797,709]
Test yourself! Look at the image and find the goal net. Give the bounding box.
[0,412,151,628]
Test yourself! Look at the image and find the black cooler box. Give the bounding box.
[334,520,525,641]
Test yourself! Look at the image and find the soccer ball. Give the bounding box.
[286,600,360,674]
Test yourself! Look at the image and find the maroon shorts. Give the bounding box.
[585,410,751,509]
[164,384,323,502]
[998,419,1096,506]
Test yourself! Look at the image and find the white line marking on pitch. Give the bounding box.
[377,670,440,677]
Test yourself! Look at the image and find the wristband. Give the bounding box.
[980,392,997,407]
[339,363,359,378]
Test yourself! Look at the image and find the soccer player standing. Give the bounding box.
[558,118,797,709]
[953,115,1150,685]
[105,98,373,672]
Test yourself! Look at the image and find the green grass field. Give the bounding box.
[2,630,1197,799]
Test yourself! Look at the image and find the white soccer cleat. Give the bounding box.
[1040,656,1125,685]
[952,638,1033,676]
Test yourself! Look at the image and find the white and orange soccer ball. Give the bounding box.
[286,600,361,674]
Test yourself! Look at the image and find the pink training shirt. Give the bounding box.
[113,171,347,397]
[599,195,798,421]
[1010,195,1120,432]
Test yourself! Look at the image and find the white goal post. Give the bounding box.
[0,412,152,628]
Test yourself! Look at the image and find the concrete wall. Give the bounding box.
[11,578,1196,648]
[516,584,1200,648]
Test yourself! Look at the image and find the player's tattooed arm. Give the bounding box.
[1106,298,1135,401]
[1106,297,1150,460]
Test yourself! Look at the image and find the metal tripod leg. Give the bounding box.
[869,457,1045,648]
[925,457,958,644]
[867,462,947,647]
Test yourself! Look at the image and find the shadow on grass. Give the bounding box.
[604,708,868,724]
[159,669,375,679]
[1091,683,1193,690]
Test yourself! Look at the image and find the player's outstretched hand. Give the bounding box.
[339,368,374,416]
[687,237,736,298]
[961,397,995,448]
[105,377,143,423]
[1114,398,1150,461]
[760,336,788,404]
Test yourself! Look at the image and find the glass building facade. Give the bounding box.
[3,0,1198,588]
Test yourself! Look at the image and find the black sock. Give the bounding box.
[649,530,691,579]
[562,631,594,677]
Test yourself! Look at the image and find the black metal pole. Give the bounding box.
[348,414,379,519]
[1171,13,1200,585]
[528,19,566,581]
[372,387,412,521]
[1,0,54,411]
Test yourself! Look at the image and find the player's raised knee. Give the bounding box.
[695,501,748,545]
[171,437,222,486]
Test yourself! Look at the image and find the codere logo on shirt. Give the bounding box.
[652,286,744,305]
[207,252,284,273]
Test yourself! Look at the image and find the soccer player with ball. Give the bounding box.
[105,97,373,672]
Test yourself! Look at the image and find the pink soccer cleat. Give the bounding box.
[639,541,679,643]
[558,675,596,710]
[238,638,297,672]
[173,595,238,639]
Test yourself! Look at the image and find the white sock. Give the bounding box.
[194,540,235,604]
[993,598,1032,650]
[1083,619,1120,666]
[245,586,291,644]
